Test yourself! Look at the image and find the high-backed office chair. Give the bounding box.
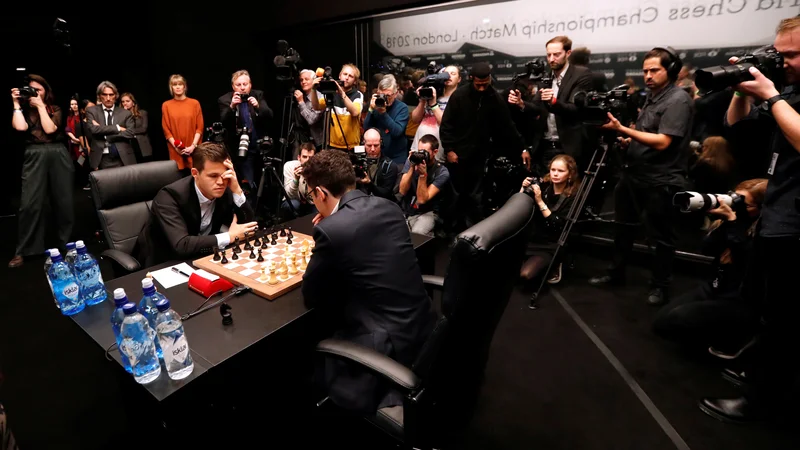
[89,161,182,277]
[315,192,536,449]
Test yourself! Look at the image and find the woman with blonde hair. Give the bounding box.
[161,74,203,170]
[120,92,153,161]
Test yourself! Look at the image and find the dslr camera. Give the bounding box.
[375,93,388,108]
[256,136,273,154]
[521,176,543,197]
[205,121,226,143]
[237,128,250,157]
[409,150,430,165]
[418,72,451,100]
[513,59,551,93]
[351,150,369,178]
[673,191,744,213]
[18,85,38,101]
[573,85,630,126]
[694,45,783,94]
[236,92,251,103]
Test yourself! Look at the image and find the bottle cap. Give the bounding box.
[113,288,128,306]
[76,241,86,249]
[155,298,171,312]
[49,249,61,257]
[141,278,154,289]
[66,242,76,249]
[114,288,126,299]
[122,303,138,315]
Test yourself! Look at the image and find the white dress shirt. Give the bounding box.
[194,183,247,248]
[102,105,121,153]
[544,63,569,142]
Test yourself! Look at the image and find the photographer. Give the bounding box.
[698,17,800,423]
[409,66,461,164]
[398,134,450,236]
[364,74,409,165]
[589,47,694,307]
[9,75,73,268]
[518,155,578,286]
[310,63,363,151]
[357,128,398,201]
[282,142,318,217]
[294,69,324,150]
[505,77,545,171]
[218,70,273,190]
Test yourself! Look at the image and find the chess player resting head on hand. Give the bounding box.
[191,142,243,199]
[302,150,357,224]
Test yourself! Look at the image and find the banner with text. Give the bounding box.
[377,0,799,56]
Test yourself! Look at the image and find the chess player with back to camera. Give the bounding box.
[137,142,257,266]
[301,150,435,413]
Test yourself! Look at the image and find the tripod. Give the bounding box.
[320,91,352,151]
[254,154,298,228]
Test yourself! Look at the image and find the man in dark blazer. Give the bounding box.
[218,69,273,191]
[85,81,137,169]
[531,36,595,172]
[301,150,435,413]
[137,142,258,267]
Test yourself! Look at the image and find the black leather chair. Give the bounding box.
[89,161,182,276]
[315,192,536,449]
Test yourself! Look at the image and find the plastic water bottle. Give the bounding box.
[44,249,58,308]
[64,242,78,268]
[48,249,84,316]
[138,278,165,360]
[155,299,194,380]
[73,240,107,306]
[110,289,133,373]
[119,303,161,384]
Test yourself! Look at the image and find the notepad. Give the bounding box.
[150,263,195,289]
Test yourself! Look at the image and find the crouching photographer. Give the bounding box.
[356,128,398,202]
[654,179,766,354]
[697,17,800,424]
[399,135,450,236]
[518,155,578,286]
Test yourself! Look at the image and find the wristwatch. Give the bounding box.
[766,94,784,109]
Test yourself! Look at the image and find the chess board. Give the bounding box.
[192,231,315,301]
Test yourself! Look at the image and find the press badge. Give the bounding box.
[768,152,779,175]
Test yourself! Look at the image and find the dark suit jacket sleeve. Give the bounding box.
[236,194,255,223]
[373,162,398,199]
[108,112,136,142]
[152,189,218,258]
[547,70,594,120]
[131,110,148,135]
[494,92,525,152]
[439,91,461,152]
[85,107,119,137]
[218,93,236,129]
[255,90,273,121]
[301,225,338,309]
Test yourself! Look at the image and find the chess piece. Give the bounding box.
[268,265,279,285]
[253,235,262,247]
[213,246,221,262]
[299,248,308,270]
[221,250,229,264]
[286,235,293,245]
[271,233,278,246]
[249,248,256,259]
[244,234,252,251]
[280,227,287,237]
[278,260,288,275]
[287,227,294,239]
[232,251,239,261]
[220,303,233,326]
[288,254,299,275]
[259,267,268,281]
[233,237,242,254]
[257,249,264,262]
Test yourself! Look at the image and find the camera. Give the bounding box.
[236,92,251,103]
[512,59,549,92]
[256,136,273,154]
[418,72,451,100]
[375,93,387,108]
[238,128,250,157]
[409,150,429,165]
[317,66,339,95]
[274,39,302,82]
[573,85,630,126]
[18,86,38,101]
[694,45,784,94]
[672,191,743,213]
[351,151,369,178]
[205,121,226,143]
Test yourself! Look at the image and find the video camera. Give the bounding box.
[512,59,551,93]
[673,191,744,213]
[573,85,630,126]
[418,72,451,100]
[204,122,226,143]
[694,45,783,94]
[316,66,338,96]
[274,39,301,82]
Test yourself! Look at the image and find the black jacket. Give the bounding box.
[217,89,273,151]
[303,190,435,413]
[136,176,254,267]
[357,154,398,201]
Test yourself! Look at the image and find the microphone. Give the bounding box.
[315,67,325,78]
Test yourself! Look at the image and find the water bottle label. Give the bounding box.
[62,283,80,300]
[162,335,190,365]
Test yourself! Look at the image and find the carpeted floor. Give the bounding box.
[0,186,797,449]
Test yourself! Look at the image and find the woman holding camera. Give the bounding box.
[653,178,766,353]
[519,154,579,285]
[9,74,73,268]
[161,74,203,171]
[121,92,153,162]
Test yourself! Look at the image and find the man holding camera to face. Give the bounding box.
[697,17,800,424]
[589,47,693,307]
[364,74,409,166]
[218,70,273,191]
[310,64,364,151]
[398,134,450,236]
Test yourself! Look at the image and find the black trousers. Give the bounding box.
[446,157,486,231]
[16,143,74,257]
[610,178,681,288]
[652,283,759,350]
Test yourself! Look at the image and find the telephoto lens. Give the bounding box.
[238,133,250,158]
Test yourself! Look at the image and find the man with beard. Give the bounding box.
[311,63,364,151]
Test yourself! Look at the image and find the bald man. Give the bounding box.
[357,128,399,202]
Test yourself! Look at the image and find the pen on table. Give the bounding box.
[171,267,193,278]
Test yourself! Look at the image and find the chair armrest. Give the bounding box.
[316,339,421,393]
[422,275,444,289]
[101,249,141,272]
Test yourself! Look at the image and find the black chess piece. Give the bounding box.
[244,234,253,251]
[220,303,233,326]
[221,250,229,264]
[253,235,262,247]
[280,228,287,237]
[233,237,242,254]
[271,233,278,246]
[249,248,256,259]
[213,246,221,261]
[287,227,294,239]
[257,249,264,262]
[286,236,293,245]
[232,251,239,261]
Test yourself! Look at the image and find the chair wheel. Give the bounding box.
[528,293,539,310]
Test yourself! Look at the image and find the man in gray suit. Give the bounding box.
[85,81,137,169]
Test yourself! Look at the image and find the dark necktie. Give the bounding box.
[105,108,119,157]
[105,109,113,126]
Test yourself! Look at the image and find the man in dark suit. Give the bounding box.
[531,36,595,172]
[218,69,273,192]
[85,81,137,169]
[137,142,258,267]
[301,150,435,413]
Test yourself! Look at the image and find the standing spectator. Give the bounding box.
[121,92,153,162]
[363,74,409,166]
[162,74,204,171]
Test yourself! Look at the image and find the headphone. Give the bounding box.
[653,46,683,80]
[362,127,383,146]
[362,128,391,176]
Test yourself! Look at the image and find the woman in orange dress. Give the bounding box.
[161,74,203,170]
